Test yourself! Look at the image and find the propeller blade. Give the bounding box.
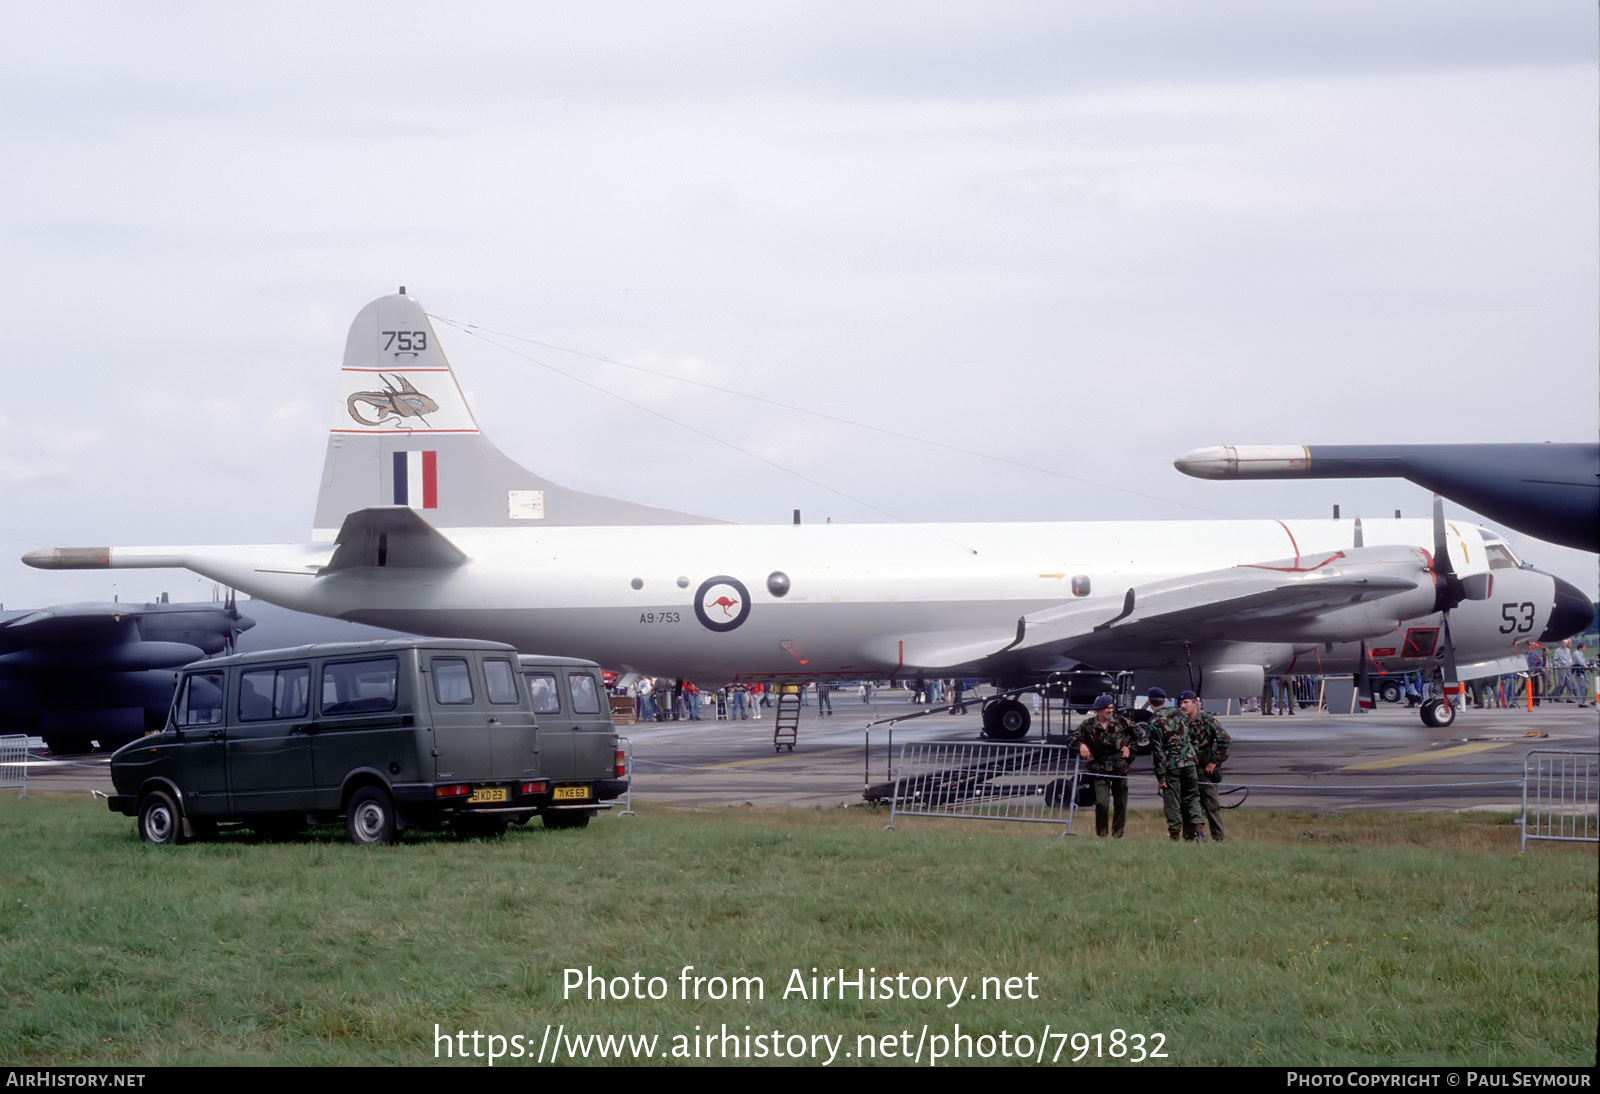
[1430,495,1466,613]
[1353,517,1364,549]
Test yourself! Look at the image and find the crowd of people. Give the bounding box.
[624,679,849,722]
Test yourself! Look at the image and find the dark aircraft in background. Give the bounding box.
[0,597,407,753]
[1175,443,1600,553]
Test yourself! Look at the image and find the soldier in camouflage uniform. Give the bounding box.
[1077,695,1136,837]
[1152,689,1207,841]
[1131,688,1181,838]
[1147,701,1185,839]
[1191,699,1232,842]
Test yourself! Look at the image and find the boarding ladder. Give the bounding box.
[773,685,801,752]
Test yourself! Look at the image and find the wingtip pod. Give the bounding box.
[1174,445,1311,478]
[22,547,188,570]
[23,547,111,570]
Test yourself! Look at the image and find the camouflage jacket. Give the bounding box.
[1150,709,1198,779]
[1190,712,1231,779]
[1077,713,1136,776]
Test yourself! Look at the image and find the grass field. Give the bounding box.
[1,796,1594,1067]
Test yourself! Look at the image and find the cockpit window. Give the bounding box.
[1485,544,1519,571]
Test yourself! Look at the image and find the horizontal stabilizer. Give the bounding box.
[320,507,468,574]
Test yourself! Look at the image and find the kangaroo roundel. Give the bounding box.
[694,576,750,632]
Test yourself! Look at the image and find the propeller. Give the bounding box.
[1425,495,1490,709]
[221,587,252,654]
[1350,519,1375,710]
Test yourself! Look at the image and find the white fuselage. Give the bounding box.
[118,516,1548,685]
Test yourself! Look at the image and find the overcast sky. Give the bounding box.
[2,1,1595,608]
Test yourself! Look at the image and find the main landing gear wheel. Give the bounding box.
[982,698,1031,741]
[346,786,399,845]
[138,790,184,845]
[1419,697,1456,729]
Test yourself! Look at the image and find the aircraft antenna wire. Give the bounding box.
[436,321,982,554]
[428,314,1234,519]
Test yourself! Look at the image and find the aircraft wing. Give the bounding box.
[319,507,469,574]
[0,602,251,671]
[0,606,142,652]
[1027,563,1422,662]
[901,545,1436,671]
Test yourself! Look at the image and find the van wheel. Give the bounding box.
[138,790,184,845]
[542,812,591,830]
[346,787,398,845]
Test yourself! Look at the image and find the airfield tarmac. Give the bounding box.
[12,692,1597,815]
[622,695,1600,813]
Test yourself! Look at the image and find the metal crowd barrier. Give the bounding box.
[0,735,29,798]
[882,739,1081,833]
[1520,750,1597,853]
[614,736,636,818]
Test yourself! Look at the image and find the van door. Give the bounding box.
[226,663,315,814]
[523,670,573,776]
[425,655,496,783]
[164,669,230,816]
[481,655,538,781]
[313,655,404,809]
[564,670,619,782]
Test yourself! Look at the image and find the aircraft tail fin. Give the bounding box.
[313,289,722,536]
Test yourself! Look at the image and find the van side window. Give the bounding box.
[523,673,561,714]
[321,657,399,715]
[568,672,601,714]
[175,671,225,727]
[431,658,475,705]
[484,659,520,705]
[239,666,311,721]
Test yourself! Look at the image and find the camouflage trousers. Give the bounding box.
[1160,765,1204,839]
[1199,773,1225,841]
[1091,775,1128,838]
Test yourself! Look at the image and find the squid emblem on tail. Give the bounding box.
[347,375,440,427]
